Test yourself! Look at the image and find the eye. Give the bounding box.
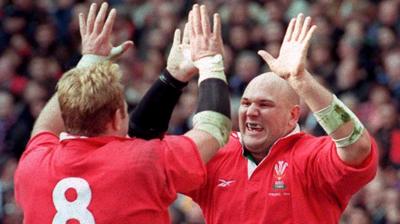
[240,100,250,107]
[258,100,274,108]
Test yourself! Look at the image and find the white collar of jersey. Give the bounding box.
[59,132,88,142]
[59,132,131,142]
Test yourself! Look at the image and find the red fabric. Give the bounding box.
[10,75,28,96]
[187,132,378,224]
[390,130,400,164]
[15,132,206,224]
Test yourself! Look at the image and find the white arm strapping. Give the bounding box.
[193,54,226,84]
[313,95,364,148]
[192,110,232,147]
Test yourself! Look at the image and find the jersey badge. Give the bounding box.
[273,160,288,190]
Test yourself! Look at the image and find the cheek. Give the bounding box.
[238,109,246,123]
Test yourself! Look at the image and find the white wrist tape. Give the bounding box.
[77,45,125,68]
[192,110,232,147]
[314,95,364,147]
[77,54,107,68]
[193,54,226,84]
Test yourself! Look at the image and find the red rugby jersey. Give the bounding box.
[15,132,206,224]
[187,131,378,224]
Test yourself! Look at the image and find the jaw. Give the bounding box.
[242,131,269,153]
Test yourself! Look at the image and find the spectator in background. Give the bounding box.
[229,51,260,97]
[0,91,15,155]
[380,49,400,100]
[374,103,400,168]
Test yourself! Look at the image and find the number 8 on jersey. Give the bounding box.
[52,177,95,224]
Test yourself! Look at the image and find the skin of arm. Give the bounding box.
[258,14,371,166]
[30,95,64,137]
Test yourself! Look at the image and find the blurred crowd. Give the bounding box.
[0,0,399,223]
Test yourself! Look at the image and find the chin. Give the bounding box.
[243,137,266,153]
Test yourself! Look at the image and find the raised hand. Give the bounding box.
[166,22,197,82]
[79,2,133,60]
[258,13,316,81]
[189,4,223,61]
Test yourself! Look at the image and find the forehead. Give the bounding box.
[242,74,286,101]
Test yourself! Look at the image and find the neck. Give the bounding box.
[244,146,270,164]
[252,151,268,163]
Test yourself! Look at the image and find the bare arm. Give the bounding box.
[258,14,370,166]
[30,95,64,137]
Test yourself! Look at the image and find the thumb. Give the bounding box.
[108,41,134,61]
[257,50,275,65]
[121,41,134,52]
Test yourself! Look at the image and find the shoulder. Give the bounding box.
[161,135,198,151]
[21,131,59,160]
[29,131,59,145]
[128,135,201,160]
[293,133,334,151]
[290,133,336,160]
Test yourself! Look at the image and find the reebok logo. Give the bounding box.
[218,179,236,187]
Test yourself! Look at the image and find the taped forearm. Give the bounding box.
[314,95,364,147]
[192,55,231,146]
[129,70,188,139]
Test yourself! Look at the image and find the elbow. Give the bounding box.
[338,131,372,166]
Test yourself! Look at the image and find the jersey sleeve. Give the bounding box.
[20,131,59,160]
[295,134,378,204]
[161,135,207,194]
[15,131,59,206]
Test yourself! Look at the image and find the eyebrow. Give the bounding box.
[241,98,275,105]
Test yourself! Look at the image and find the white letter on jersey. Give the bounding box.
[52,177,95,224]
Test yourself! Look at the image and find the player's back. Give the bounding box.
[15,132,205,224]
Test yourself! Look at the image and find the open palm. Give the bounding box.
[258,14,316,80]
[79,3,133,60]
[167,22,197,82]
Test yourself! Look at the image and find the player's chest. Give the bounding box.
[208,154,295,222]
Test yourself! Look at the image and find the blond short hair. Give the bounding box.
[57,62,125,136]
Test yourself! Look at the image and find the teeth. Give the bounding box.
[246,123,262,130]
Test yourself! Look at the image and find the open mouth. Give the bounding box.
[246,122,263,132]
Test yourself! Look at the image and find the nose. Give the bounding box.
[246,103,259,116]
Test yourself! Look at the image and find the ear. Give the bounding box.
[289,105,301,127]
[111,108,123,131]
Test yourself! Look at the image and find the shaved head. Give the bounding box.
[246,72,300,107]
[239,72,301,160]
